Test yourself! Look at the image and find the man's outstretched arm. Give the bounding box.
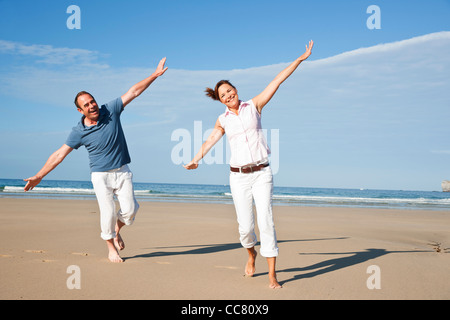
[24,144,73,191]
[121,57,168,108]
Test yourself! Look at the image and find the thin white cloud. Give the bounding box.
[313,31,450,65]
[0,39,109,67]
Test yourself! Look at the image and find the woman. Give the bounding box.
[184,41,313,288]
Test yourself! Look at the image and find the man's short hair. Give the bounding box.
[74,91,94,109]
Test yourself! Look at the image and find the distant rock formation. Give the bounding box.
[442,180,450,192]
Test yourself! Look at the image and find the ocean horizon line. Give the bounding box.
[1,178,449,211]
[0,177,443,193]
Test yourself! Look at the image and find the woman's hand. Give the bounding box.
[253,40,314,112]
[183,161,199,170]
[299,40,314,61]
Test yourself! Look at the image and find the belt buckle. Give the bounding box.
[240,165,254,173]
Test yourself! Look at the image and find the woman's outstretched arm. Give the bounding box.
[253,40,314,113]
[183,118,225,170]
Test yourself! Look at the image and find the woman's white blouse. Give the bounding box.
[218,99,270,167]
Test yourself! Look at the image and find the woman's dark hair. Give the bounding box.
[205,80,236,101]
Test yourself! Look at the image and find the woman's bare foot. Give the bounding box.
[245,248,257,277]
[269,273,282,289]
[106,239,123,263]
[267,257,282,289]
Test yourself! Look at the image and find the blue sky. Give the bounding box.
[0,0,449,191]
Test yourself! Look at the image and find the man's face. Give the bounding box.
[77,94,99,122]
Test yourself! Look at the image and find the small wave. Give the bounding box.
[136,193,231,199]
[134,189,156,194]
[3,186,95,194]
[272,194,450,207]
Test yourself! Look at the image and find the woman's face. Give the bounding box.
[218,83,239,109]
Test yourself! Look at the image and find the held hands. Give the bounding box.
[154,57,168,77]
[299,40,314,61]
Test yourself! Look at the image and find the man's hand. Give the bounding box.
[24,176,43,191]
[23,144,73,192]
[154,57,168,77]
[122,57,169,107]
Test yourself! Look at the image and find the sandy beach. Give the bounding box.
[0,197,449,300]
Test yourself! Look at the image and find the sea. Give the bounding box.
[1,178,449,211]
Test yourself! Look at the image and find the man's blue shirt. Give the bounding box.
[66,97,131,172]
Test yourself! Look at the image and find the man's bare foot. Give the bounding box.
[245,248,257,277]
[114,233,125,251]
[107,239,123,263]
[114,220,126,251]
[269,273,282,289]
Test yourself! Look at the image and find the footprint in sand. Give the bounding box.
[25,250,46,254]
[71,252,90,256]
[215,266,238,270]
[156,261,171,265]
[24,250,55,262]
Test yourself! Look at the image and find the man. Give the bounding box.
[24,58,168,263]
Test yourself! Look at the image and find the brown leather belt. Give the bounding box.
[230,163,269,174]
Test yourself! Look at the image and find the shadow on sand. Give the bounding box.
[125,237,430,286]
[125,237,348,260]
[257,248,431,286]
